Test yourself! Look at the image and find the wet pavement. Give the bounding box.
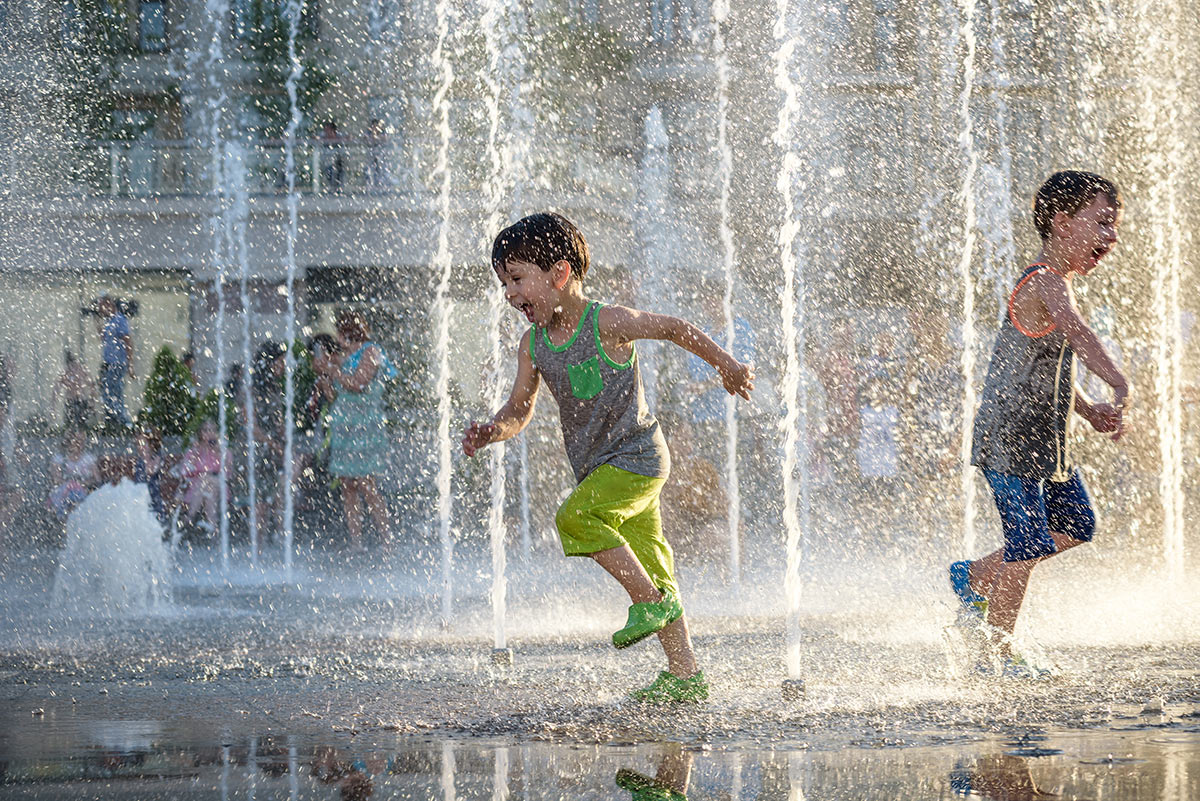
[2,544,1199,799]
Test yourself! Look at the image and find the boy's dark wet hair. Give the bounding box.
[491,212,590,282]
[1033,170,1121,241]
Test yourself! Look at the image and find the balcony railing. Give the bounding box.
[65,139,422,198]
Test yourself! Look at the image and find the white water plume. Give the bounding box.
[281,0,304,576]
[954,0,980,559]
[205,0,232,566]
[480,0,523,649]
[52,480,173,616]
[430,0,457,620]
[1135,0,1187,584]
[711,0,741,582]
[773,0,809,681]
[227,141,260,566]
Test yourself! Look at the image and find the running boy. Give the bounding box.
[462,213,754,703]
[951,171,1129,675]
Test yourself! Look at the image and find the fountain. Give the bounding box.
[479,0,523,663]
[711,0,742,582]
[280,0,304,578]
[636,105,673,410]
[51,480,173,615]
[773,0,808,702]
[954,0,981,559]
[204,0,232,568]
[3,3,1200,797]
[430,0,458,622]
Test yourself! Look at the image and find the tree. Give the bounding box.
[140,347,196,436]
[237,0,338,140]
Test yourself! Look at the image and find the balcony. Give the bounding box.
[49,139,423,199]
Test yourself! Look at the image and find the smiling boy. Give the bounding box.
[462,213,754,703]
[951,171,1130,676]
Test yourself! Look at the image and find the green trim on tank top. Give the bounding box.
[591,301,635,370]
[539,301,596,353]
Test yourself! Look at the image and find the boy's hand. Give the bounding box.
[719,361,755,400]
[462,420,497,457]
[1088,402,1125,441]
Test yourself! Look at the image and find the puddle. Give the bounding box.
[2,723,1198,799]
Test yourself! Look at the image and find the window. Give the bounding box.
[233,0,318,41]
[871,0,899,74]
[62,0,86,50]
[568,0,599,25]
[139,0,167,52]
[649,0,705,44]
[368,0,402,41]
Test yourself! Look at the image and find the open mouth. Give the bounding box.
[519,303,535,323]
[1090,245,1109,263]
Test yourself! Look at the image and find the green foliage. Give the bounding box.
[289,338,318,431]
[55,0,133,144]
[237,0,338,139]
[185,387,240,445]
[140,346,196,436]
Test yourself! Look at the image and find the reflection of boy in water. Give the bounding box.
[952,172,1129,672]
[949,754,1058,800]
[616,744,693,801]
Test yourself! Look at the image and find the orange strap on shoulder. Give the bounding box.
[1008,263,1064,338]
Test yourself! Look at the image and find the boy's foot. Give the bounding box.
[629,670,709,704]
[1000,653,1053,680]
[615,768,688,801]
[975,651,1052,680]
[613,589,683,649]
[949,560,987,621]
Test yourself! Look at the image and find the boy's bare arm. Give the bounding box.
[599,305,754,399]
[463,330,539,457]
[1032,271,1129,405]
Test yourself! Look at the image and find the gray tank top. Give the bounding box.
[971,265,1076,481]
[531,301,670,483]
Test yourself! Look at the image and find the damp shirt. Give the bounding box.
[971,264,1076,481]
[530,301,670,484]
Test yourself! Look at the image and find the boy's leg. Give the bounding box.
[619,493,699,678]
[591,545,660,604]
[973,471,1055,639]
[972,469,1095,642]
[556,466,686,657]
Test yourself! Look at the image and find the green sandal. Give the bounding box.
[630,670,710,704]
[615,768,688,801]
[612,589,684,649]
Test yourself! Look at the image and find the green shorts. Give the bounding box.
[554,464,677,595]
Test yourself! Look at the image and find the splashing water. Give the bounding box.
[204,0,231,568]
[52,480,173,615]
[227,140,260,567]
[431,0,457,621]
[480,0,522,650]
[1135,0,1187,584]
[280,0,304,578]
[955,0,981,559]
[774,0,808,682]
[711,0,741,582]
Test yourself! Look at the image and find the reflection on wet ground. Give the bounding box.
[2,724,1199,800]
[3,548,1200,799]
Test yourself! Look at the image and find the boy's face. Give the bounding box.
[496,259,566,327]
[1054,193,1120,275]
